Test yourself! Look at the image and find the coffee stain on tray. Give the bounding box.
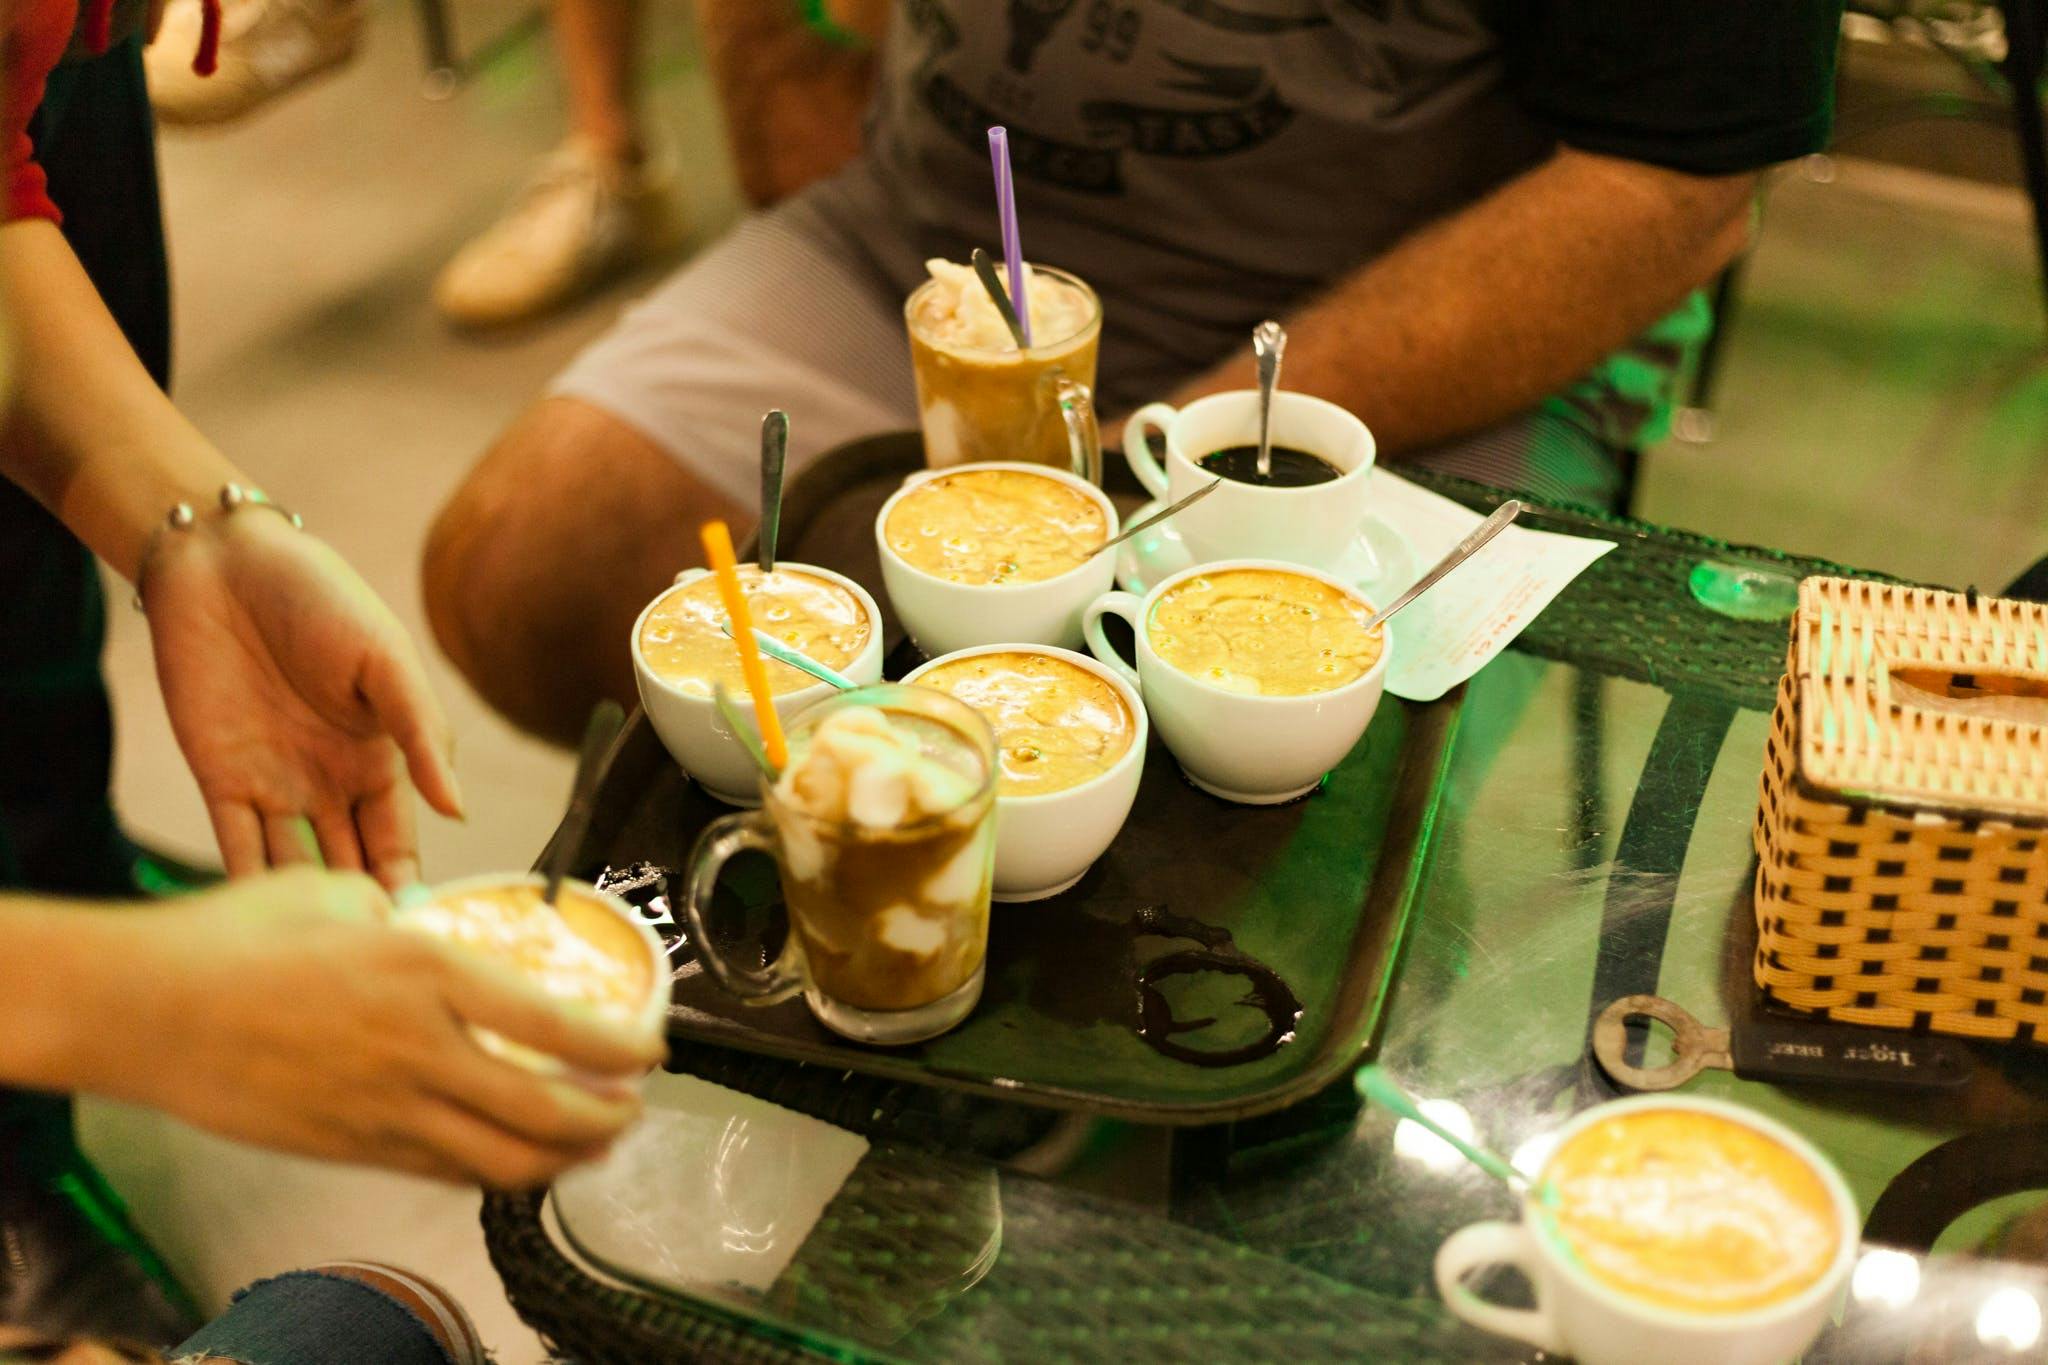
[1129,905,1303,1068]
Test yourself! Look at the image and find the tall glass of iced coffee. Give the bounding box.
[905,258,1102,482]
[677,684,998,1045]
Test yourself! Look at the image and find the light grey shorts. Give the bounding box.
[554,174,1625,513]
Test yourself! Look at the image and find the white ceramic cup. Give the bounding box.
[630,564,885,806]
[1123,390,1378,571]
[398,872,672,1079]
[1435,1095,1860,1365]
[875,461,1120,657]
[903,644,1148,901]
[1082,559,1388,805]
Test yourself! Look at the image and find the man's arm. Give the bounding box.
[1143,148,1753,457]
[694,0,883,207]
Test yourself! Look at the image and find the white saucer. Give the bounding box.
[1114,502,1419,607]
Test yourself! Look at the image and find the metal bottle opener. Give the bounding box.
[1593,993,1973,1093]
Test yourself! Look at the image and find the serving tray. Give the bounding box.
[548,434,1461,1124]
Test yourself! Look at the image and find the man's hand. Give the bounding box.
[99,869,663,1188]
[142,509,463,888]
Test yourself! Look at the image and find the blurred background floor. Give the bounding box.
[75,7,2048,1362]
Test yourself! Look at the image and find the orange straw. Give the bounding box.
[699,520,789,771]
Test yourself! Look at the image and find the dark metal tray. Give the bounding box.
[552,434,1461,1124]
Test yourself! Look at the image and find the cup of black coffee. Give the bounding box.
[1123,391,1377,570]
[1199,444,1345,488]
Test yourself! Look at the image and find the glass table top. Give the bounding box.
[509,459,2048,1363]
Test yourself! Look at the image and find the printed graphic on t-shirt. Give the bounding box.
[908,0,1322,195]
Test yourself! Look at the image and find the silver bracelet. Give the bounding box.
[132,482,305,611]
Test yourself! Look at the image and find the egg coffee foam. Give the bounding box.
[885,469,1107,586]
[911,258,1094,354]
[1147,568,1383,697]
[916,651,1133,797]
[770,704,994,1013]
[639,567,871,698]
[906,260,1101,470]
[1542,1107,1842,1317]
[397,882,652,1025]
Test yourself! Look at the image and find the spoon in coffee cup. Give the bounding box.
[1252,319,1286,482]
[759,409,788,574]
[543,699,626,906]
[1096,477,1225,555]
[971,248,1031,351]
[1361,499,1523,635]
[1356,1064,1556,1207]
[717,619,857,691]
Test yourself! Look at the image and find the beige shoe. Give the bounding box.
[433,140,689,329]
[146,0,363,126]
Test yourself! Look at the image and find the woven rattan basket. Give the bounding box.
[1753,576,2048,1043]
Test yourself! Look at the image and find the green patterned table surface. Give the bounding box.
[485,460,2048,1364]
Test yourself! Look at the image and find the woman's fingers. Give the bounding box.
[421,1046,641,1151]
[206,801,267,878]
[430,948,665,1079]
[359,641,465,821]
[309,803,367,875]
[354,785,421,892]
[402,1096,612,1190]
[262,812,320,868]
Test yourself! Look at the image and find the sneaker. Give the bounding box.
[145,0,363,127]
[433,139,688,329]
[0,1100,202,1348]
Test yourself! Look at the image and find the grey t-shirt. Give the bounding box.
[811,0,1838,429]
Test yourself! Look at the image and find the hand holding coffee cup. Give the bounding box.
[1123,390,1378,572]
[632,563,885,805]
[393,873,671,1080]
[905,644,1147,901]
[876,462,1119,656]
[1084,560,1388,804]
[1435,1096,1858,1365]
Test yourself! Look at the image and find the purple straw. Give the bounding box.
[987,126,1033,347]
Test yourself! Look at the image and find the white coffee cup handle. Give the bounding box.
[1122,401,1177,499]
[1434,1221,1564,1355]
[1083,591,1144,691]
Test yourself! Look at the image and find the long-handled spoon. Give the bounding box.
[1097,478,1225,555]
[1252,320,1286,482]
[759,409,788,573]
[719,620,857,691]
[1361,500,1523,634]
[972,248,1031,351]
[543,699,625,905]
[1355,1065,1553,1205]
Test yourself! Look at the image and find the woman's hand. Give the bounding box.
[142,509,463,888]
[99,869,664,1188]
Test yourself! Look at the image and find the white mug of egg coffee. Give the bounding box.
[1084,559,1388,805]
[875,462,1119,657]
[393,872,670,1078]
[904,644,1147,901]
[631,563,885,805]
[1434,1095,1858,1365]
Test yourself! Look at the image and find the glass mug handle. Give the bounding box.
[1432,1220,1564,1355]
[1083,590,1145,691]
[677,810,805,1004]
[1054,377,1103,487]
[1121,401,1177,499]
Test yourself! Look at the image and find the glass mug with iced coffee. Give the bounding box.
[677,685,999,1045]
[906,258,1103,483]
